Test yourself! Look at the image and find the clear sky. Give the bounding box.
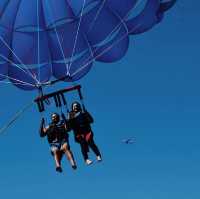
[1,1,200,199]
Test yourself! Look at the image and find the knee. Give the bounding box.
[52,149,59,156]
[62,143,70,152]
[87,139,94,145]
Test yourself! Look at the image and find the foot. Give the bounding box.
[85,159,93,165]
[72,165,77,170]
[96,156,102,162]
[56,166,63,173]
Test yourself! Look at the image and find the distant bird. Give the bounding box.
[122,138,135,144]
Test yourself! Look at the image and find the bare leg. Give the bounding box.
[62,143,77,170]
[53,150,62,172]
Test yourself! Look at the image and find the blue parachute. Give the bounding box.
[0,0,176,90]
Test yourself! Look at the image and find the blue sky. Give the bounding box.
[1,1,200,199]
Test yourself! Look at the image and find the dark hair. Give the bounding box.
[51,113,60,120]
[71,101,81,110]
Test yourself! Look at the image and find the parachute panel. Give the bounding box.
[0,0,177,90]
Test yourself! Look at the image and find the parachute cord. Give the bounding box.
[80,96,86,113]
[0,72,35,87]
[64,99,70,119]
[87,0,107,32]
[0,80,34,87]
[71,0,145,78]
[59,107,65,119]
[68,0,86,73]
[66,76,86,112]
[71,22,143,77]
[60,93,70,117]
[45,2,69,76]
[0,101,34,135]
[43,0,142,86]
[0,37,40,84]
[37,0,41,83]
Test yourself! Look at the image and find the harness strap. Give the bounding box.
[53,95,59,107]
[36,100,45,112]
[57,94,62,107]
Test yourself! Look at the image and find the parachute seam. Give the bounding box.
[45,1,70,77]
[0,73,35,86]
[71,22,143,77]
[87,0,107,33]
[0,53,37,87]
[0,0,10,19]
[12,0,40,84]
[68,0,86,75]
[40,1,54,82]
[37,0,41,84]
[71,0,144,77]
[0,0,40,86]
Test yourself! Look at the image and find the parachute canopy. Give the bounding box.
[0,0,176,90]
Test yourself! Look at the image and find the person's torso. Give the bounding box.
[71,112,92,135]
[47,121,68,143]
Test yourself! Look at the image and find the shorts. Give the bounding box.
[50,140,70,154]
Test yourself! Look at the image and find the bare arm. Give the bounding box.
[61,113,72,132]
[39,118,49,137]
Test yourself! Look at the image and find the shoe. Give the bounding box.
[56,166,63,173]
[72,165,77,170]
[96,156,102,162]
[85,159,93,165]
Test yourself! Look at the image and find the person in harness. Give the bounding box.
[40,113,77,172]
[68,102,102,165]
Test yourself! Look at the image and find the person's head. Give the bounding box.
[71,101,82,113]
[51,113,60,124]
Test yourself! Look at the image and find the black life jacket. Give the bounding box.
[70,111,93,135]
[46,121,68,144]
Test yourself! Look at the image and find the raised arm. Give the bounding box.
[61,113,71,132]
[39,118,48,137]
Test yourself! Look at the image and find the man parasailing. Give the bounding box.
[40,113,77,173]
